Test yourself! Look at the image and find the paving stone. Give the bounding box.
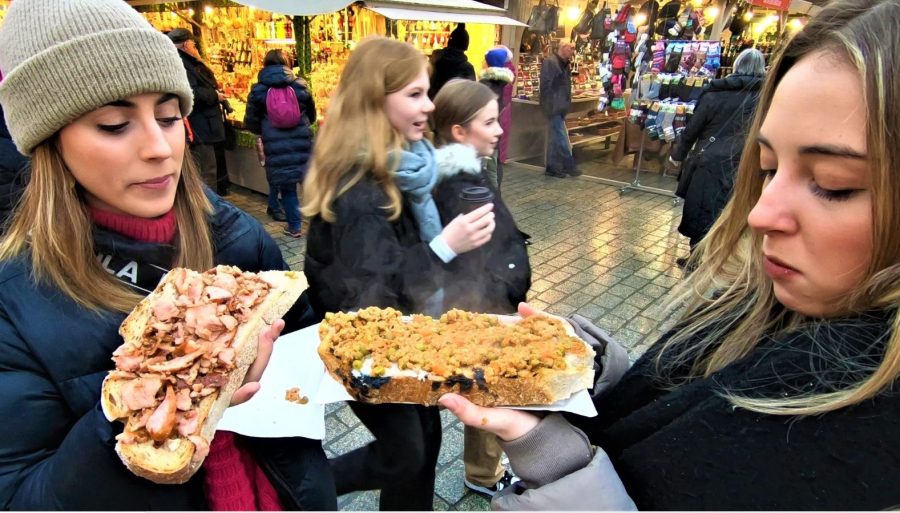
[606,283,637,299]
[625,292,657,310]
[434,459,469,503]
[437,426,464,466]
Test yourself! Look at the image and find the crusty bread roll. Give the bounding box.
[318,307,595,407]
[101,265,305,484]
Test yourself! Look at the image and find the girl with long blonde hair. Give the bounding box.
[439,0,900,509]
[0,0,333,509]
[302,36,496,510]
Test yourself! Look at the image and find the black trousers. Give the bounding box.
[331,402,442,510]
[243,435,338,510]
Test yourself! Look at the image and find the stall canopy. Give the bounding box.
[363,0,527,27]
[228,0,354,15]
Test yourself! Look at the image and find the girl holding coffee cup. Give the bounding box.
[431,78,532,498]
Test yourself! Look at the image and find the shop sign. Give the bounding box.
[747,0,792,10]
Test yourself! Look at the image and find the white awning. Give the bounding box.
[228,0,354,15]
[365,6,527,27]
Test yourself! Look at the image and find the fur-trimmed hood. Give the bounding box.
[435,143,482,182]
[480,66,514,84]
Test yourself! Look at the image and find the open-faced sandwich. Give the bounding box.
[318,307,595,406]
[101,265,305,484]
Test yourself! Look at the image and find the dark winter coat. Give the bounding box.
[539,53,572,118]
[304,176,444,317]
[244,65,317,187]
[672,74,762,241]
[429,47,476,99]
[561,308,900,510]
[0,104,28,229]
[0,192,324,510]
[432,144,530,314]
[178,49,226,144]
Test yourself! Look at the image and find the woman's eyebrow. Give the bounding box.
[757,135,867,159]
[101,93,179,109]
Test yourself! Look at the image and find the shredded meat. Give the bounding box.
[108,266,274,447]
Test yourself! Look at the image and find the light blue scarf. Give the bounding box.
[392,139,441,242]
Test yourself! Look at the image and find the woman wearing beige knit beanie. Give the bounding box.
[0,0,335,509]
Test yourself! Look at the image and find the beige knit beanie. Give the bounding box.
[0,0,193,155]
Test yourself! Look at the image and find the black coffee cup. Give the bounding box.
[459,186,494,214]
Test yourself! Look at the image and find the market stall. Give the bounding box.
[132,0,524,195]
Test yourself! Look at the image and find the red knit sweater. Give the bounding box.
[89,206,284,511]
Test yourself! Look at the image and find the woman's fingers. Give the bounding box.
[230,382,261,407]
[438,393,541,441]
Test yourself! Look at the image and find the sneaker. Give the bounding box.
[464,471,519,498]
[565,168,583,177]
[267,209,287,222]
[283,227,303,238]
[544,169,567,178]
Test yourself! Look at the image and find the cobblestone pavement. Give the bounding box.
[226,163,689,510]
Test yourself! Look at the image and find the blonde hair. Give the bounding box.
[659,0,900,416]
[0,140,214,313]
[432,79,497,147]
[302,36,428,222]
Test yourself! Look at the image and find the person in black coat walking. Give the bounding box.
[0,102,28,231]
[302,37,496,511]
[439,2,900,509]
[0,1,334,509]
[428,23,476,99]
[670,48,765,257]
[245,49,317,238]
[168,28,231,196]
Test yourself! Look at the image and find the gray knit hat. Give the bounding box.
[0,0,193,155]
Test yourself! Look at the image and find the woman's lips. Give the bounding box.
[763,255,799,279]
[135,175,172,190]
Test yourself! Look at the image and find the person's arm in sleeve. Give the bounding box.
[671,92,713,162]
[296,83,317,125]
[243,85,264,134]
[493,414,637,511]
[568,314,631,398]
[187,68,220,109]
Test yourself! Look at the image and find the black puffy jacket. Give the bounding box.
[0,192,321,510]
[244,65,317,187]
[672,74,762,241]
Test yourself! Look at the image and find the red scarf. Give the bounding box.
[89,206,285,511]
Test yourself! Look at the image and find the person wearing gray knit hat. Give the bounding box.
[0,1,336,510]
[0,0,193,155]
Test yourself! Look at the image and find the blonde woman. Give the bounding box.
[0,0,333,509]
[302,36,495,510]
[440,0,900,509]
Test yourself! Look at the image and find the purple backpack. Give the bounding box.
[266,86,301,129]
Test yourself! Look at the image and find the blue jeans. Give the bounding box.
[270,184,301,231]
[545,114,576,173]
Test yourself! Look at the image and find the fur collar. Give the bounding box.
[480,66,514,83]
[435,143,482,181]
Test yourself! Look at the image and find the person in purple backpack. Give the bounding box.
[244,49,317,238]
